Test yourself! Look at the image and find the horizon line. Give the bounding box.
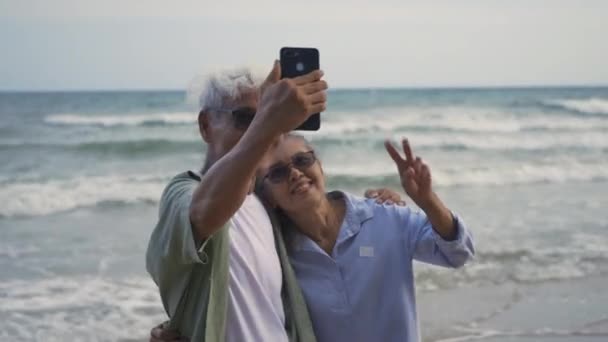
[1,83,607,93]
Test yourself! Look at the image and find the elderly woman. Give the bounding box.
[152,134,474,342]
[255,133,475,342]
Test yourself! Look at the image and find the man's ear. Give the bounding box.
[198,110,212,143]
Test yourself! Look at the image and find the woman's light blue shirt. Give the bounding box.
[286,192,475,342]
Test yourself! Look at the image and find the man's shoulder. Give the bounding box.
[169,170,201,185]
[163,171,201,194]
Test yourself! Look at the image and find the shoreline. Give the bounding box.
[417,275,608,342]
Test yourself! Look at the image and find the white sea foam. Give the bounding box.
[2,138,607,218]
[325,160,608,187]
[0,244,40,259]
[0,175,167,218]
[408,130,608,150]
[0,276,165,342]
[312,105,608,136]
[546,98,608,115]
[313,129,608,152]
[44,112,197,127]
[317,106,522,134]
[3,160,602,218]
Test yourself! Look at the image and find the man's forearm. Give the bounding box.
[420,193,457,241]
[190,127,278,240]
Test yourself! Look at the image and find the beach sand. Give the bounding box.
[418,276,608,342]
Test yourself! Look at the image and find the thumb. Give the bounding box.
[259,60,281,96]
[263,60,281,87]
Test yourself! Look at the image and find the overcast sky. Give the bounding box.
[1,0,607,90]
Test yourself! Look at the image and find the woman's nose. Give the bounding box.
[288,165,304,182]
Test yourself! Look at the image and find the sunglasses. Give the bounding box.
[263,151,317,184]
[204,107,256,130]
[230,107,256,129]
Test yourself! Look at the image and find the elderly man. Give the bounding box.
[146,61,327,342]
[146,61,406,342]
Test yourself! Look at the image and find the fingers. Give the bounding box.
[308,90,327,105]
[374,188,403,205]
[150,321,182,342]
[404,167,419,193]
[293,69,324,85]
[421,164,431,179]
[150,337,187,342]
[308,102,327,114]
[375,189,392,204]
[299,79,328,113]
[150,323,164,339]
[405,167,415,179]
[421,163,432,189]
[364,189,379,199]
[414,157,423,176]
[302,80,328,95]
[384,190,402,204]
[402,138,414,163]
[384,140,406,170]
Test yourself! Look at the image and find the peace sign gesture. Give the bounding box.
[384,138,434,208]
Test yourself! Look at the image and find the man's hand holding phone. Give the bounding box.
[280,47,322,130]
[251,60,327,137]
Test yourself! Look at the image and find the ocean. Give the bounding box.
[1,87,607,341]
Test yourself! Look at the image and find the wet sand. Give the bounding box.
[418,276,608,342]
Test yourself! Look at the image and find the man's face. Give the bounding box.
[202,91,258,159]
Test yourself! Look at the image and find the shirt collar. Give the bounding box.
[289,191,374,253]
[336,191,374,242]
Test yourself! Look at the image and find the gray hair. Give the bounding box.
[187,66,266,111]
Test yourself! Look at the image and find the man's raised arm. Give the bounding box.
[190,62,327,240]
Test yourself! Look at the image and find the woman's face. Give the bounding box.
[258,136,326,213]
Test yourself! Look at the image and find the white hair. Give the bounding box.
[187,66,266,111]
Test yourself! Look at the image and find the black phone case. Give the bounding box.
[280,47,321,131]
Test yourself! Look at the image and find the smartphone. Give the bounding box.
[280,47,321,131]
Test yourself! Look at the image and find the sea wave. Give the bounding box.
[2,132,606,160]
[1,159,606,218]
[543,98,608,115]
[44,112,196,127]
[0,175,168,218]
[0,139,203,156]
[325,162,608,188]
[311,130,608,151]
[0,276,165,342]
[414,233,608,291]
[313,106,608,136]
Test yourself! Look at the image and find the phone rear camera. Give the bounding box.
[285,51,299,58]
